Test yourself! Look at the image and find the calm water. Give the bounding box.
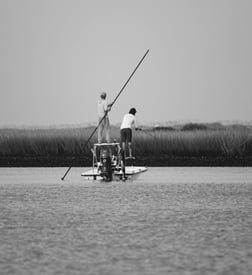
[0,167,252,275]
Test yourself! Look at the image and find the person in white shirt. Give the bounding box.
[97,92,112,143]
[120,107,139,159]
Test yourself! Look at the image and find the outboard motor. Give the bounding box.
[100,147,112,181]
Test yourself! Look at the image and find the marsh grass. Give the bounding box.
[0,125,251,158]
[134,129,252,157]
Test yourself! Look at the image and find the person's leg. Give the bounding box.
[127,129,133,157]
[98,123,102,144]
[120,129,126,177]
[120,129,126,155]
[120,141,126,179]
[128,142,132,158]
[121,142,126,155]
[105,117,110,143]
[98,119,104,143]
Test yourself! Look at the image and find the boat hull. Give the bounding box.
[81,166,148,181]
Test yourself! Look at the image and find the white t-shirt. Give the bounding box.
[98,99,108,118]
[120,113,137,129]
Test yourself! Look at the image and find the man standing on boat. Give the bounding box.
[120,107,139,159]
[98,92,112,143]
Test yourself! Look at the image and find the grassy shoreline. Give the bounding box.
[0,123,251,167]
[1,155,252,167]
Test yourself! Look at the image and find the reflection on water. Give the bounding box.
[0,167,252,275]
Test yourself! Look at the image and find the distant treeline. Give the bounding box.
[0,123,251,166]
[152,122,251,132]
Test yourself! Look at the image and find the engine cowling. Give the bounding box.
[100,148,112,181]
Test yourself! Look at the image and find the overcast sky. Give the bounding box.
[0,0,251,127]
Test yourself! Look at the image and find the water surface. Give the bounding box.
[0,167,252,275]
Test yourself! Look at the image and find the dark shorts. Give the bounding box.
[120,128,132,143]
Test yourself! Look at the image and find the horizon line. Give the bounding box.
[0,119,251,130]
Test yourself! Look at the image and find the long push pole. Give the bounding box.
[61,49,150,180]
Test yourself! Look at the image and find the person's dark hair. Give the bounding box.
[129,108,137,115]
